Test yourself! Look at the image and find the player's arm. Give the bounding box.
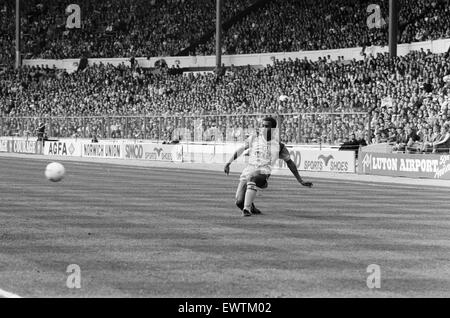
[280,143,312,187]
[285,159,313,187]
[224,144,249,175]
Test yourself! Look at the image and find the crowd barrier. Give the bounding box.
[0,112,369,146]
[0,137,356,174]
[5,137,450,180]
[358,151,450,180]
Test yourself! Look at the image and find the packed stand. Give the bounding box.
[2,48,450,149]
[2,0,450,62]
[197,0,450,55]
[0,2,14,66]
[0,0,255,61]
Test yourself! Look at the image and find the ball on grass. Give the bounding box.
[45,162,65,182]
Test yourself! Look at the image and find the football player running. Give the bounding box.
[224,116,313,217]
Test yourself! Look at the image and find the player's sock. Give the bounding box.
[244,182,257,211]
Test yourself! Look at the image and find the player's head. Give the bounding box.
[262,117,277,129]
[261,117,277,141]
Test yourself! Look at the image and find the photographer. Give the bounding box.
[36,122,46,142]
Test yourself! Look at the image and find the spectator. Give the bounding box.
[392,128,409,152]
[387,127,397,143]
[405,126,421,153]
[422,125,442,153]
[433,123,450,153]
[379,130,389,143]
[339,133,359,150]
[339,132,367,158]
[418,126,432,153]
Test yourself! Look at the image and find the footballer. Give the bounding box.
[224,117,313,217]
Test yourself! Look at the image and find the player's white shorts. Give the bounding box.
[239,165,271,189]
[239,165,270,181]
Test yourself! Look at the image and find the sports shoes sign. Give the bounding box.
[277,148,356,173]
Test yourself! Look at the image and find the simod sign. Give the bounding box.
[123,143,183,162]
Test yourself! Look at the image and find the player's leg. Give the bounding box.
[236,167,251,216]
[243,182,257,214]
[235,180,247,211]
[235,180,262,215]
[243,173,268,215]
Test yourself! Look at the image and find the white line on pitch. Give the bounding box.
[0,288,22,298]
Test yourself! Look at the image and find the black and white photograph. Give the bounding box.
[1,0,450,303]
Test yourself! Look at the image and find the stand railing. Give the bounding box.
[0,112,370,145]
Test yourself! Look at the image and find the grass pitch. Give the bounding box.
[1,156,450,297]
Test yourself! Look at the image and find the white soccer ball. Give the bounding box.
[45,162,65,182]
[443,75,450,83]
[279,95,289,102]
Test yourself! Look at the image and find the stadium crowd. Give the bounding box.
[0,2,15,66]
[2,48,450,150]
[199,0,450,55]
[1,0,450,150]
[1,0,450,65]
[0,0,255,64]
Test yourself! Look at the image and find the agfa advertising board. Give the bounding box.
[44,140,82,157]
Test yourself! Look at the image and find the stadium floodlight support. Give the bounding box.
[216,0,222,72]
[389,0,399,57]
[15,0,21,69]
